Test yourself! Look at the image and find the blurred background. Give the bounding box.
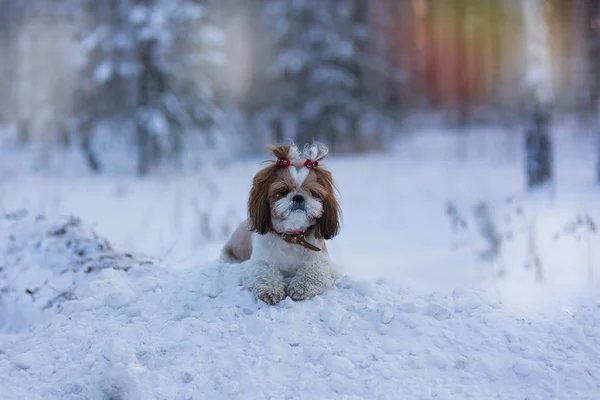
[0,0,599,308]
[0,0,598,173]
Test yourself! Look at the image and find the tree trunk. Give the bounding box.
[589,0,600,183]
[525,103,552,187]
[59,126,71,148]
[589,0,600,108]
[81,129,101,173]
[522,0,554,189]
[17,120,30,144]
[597,103,600,183]
[136,38,155,176]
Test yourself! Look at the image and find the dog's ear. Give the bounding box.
[313,169,341,240]
[248,166,274,235]
[248,141,300,234]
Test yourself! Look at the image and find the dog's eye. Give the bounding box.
[309,190,321,198]
[277,189,289,197]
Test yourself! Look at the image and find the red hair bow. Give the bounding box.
[304,159,318,169]
[276,157,291,168]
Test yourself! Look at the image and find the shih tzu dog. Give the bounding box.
[221,142,341,305]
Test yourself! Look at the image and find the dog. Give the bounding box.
[221,142,341,305]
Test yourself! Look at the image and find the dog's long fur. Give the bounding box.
[221,142,341,305]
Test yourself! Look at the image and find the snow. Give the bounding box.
[1,219,599,398]
[1,127,600,398]
[93,61,112,84]
[0,212,145,333]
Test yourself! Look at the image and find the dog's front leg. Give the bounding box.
[244,261,286,305]
[287,262,333,301]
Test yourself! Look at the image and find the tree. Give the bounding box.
[70,0,137,172]
[258,0,369,152]
[521,0,554,189]
[72,0,224,174]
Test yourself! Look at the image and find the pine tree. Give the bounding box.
[70,0,139,172]
[72,0,223,174]
[258,0,368,152]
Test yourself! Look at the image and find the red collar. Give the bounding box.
[273,226,320,252]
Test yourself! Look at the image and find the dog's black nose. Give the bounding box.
[292,194,305,204]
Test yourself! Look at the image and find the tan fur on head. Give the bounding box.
[268,143,299,161]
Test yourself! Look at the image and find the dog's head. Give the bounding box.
[248,142,340,239]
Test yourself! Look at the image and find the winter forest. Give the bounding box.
[2,1,600,399]
[0,0,598,178]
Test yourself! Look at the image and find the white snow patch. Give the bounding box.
[0,215,599,398]
[1,128,600,398]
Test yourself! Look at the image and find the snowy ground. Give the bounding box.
[1,126,600,398]
[1,211,600,399]
[1,127,598,308]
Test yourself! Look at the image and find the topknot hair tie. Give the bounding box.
[304,159,319,169]
[276,157,291,168]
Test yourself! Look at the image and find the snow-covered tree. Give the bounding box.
[521,0,554,189]
[72,0,224,174]
[257,0,369,152]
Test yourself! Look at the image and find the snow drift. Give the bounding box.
[0,214,599,399]
[0,211,152,333]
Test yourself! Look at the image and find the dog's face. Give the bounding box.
[248,143,340,239]
[268,166,327,233]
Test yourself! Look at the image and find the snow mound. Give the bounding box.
[0,211,151,333]
[1,215,600,399]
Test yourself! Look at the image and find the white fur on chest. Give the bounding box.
[251,232,328,276]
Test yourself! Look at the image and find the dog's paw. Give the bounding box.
[257,289,286,305]
[287,281,313,301]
